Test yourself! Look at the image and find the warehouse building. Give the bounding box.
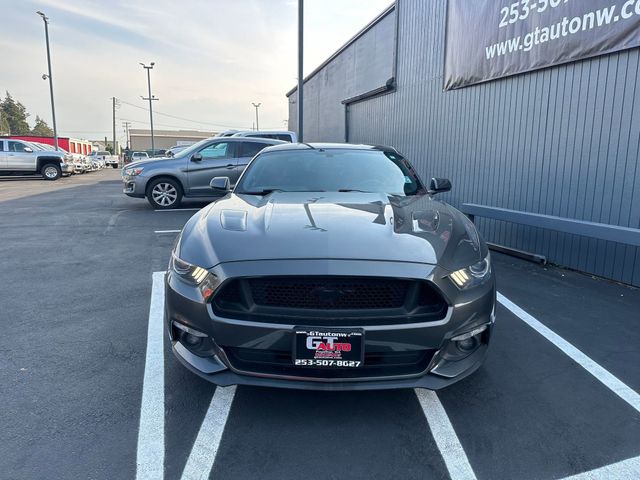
[287,0,640,286]
[129,129,215,151]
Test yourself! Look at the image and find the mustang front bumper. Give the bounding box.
[165,259,496,391]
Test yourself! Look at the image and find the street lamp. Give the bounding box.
[252,102,261,131]
[140,62,158,153]
[36,11,58,150]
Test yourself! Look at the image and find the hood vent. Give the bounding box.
[220,210,247,231]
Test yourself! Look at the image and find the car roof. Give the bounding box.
[202,136,286,145]
[258,142,398,154]
[231,130,295,136]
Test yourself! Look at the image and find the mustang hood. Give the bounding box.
[178,192,485,271]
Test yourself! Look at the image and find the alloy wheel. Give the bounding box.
[44,166,59,179]
[151,183,178,207]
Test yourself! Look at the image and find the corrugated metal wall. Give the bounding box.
[288,0,640,286]
[288,6,396,141]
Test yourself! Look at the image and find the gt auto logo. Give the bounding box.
[306,336,352,352]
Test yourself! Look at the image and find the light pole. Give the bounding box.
[252,102,261,131]
[297,0,304,143]
[36,11,58,150]
[140,62,158,153]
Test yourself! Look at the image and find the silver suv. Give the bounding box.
[0,138,72,180]
[122,136,284,209]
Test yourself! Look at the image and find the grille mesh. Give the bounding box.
[247,277,409,309]
[212,276,448,324]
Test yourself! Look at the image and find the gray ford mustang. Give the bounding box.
[165,143,495,390]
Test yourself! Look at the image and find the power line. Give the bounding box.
[117,98,250,130]
[117,116,218,131]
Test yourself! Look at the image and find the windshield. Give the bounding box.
[172,138,214,158]
[235,149,425,196]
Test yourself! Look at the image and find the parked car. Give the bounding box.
[71,156,86,174]
[0,138,72,180]
[89,150,119,168]
[231,130,297,142]
[166,145,189,157]
[122,137,284,209]
[164,143,495,390]
[81,156,94,172]
[131,151,149,162]
[215,130,239,137]
[30,142,75,176]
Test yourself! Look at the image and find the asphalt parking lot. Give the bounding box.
[1,169,639,480]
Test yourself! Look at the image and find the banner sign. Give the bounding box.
[444,0,640,90]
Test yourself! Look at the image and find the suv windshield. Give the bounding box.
[236,149,425,196]
[172,138,212,158]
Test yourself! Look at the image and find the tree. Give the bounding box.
[0,111,9,135]
[31,116,54,136]
[0,92,30,135]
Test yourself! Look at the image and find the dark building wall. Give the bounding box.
[287,5,396,141]
[288,0,640,286]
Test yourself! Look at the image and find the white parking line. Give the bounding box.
[154,208,201,212]
[136,272,166,480]
[497,292,640,414]
[415,389,477,480]
[154,230,181,234]
[180,386,237,480]
[559,455,640,479]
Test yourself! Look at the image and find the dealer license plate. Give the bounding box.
[293,328,364,368]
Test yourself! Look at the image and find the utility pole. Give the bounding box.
[140,62,158,153]
[112,97,116,157]
[36,11,58,150]
[122,121,131,149]
[252,102,261,131]
[297,0,304,143]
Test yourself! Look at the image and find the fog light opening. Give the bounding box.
[183,332,202,347]
[172,321,208,338]
[452,324,489,353]
[455,336,478,352]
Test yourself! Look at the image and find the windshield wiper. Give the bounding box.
[337,189,373,193]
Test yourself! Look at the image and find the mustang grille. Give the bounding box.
[212,276,448,325]
[248,277,408,309]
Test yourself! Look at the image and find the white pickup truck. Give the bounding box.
[0,138,73,180]
[89,150,119,168]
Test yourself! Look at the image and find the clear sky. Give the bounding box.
[0,0,392,143]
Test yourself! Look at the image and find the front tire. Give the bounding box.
[42,163,61,181]
[111,164,118,169]
[147,178,182,209]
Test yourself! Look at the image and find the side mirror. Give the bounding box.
[428,177,451,194]
[191,153,203,162]
[23,147,33,153]
[210,177,230,192]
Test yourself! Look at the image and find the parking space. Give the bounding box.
[1,173,638,480]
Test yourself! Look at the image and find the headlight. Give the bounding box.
[449,253,491,290]
[169,252,219,299]
[170,252,209,284]
[124,166,144,176]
